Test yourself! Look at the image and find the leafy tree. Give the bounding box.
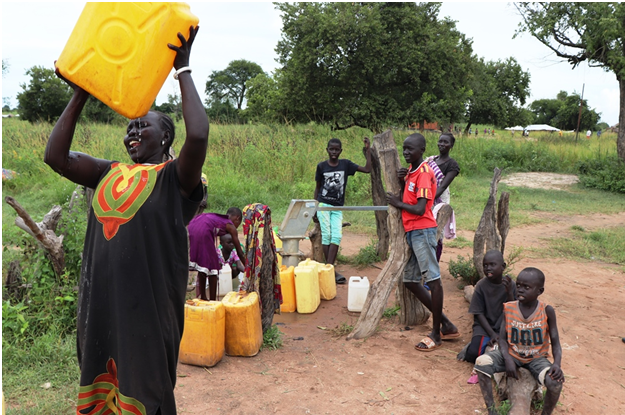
[17,66,72,122]
[515,2,625,160]
[529,90,600,130]
[83,96,125,124]
[244,72,286,124]
[464,57,531,131]
[205,59,264,110]
[205,97,239,124]
[2,59,8,77]
[274,2,473,133]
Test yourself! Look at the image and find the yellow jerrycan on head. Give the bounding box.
[56,2,199,119]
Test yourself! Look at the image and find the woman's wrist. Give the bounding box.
[173,66,192,80]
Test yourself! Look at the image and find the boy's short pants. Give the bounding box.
[317,203,343,246]
[474,349,552,386]
[403,227,440,284]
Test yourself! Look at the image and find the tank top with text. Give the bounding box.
[503,300,550,364]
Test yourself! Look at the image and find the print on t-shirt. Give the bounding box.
[322,171,345,203]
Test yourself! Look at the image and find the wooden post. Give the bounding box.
[368,144,390,260]
[497,192,510,255]
[348,129,428,339]
[473,168,502,279]
[308,216,325,263]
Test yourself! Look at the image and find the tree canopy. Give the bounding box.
[515,2,625,159]
[273,2,474,133]
[464,57,531,131]
[205,59,265,110]
[17,66,73,122]
[529,90,600,130]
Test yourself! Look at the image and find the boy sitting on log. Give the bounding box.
[459,250,516,383]
[474,267,564,415]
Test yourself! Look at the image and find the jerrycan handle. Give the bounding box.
[349,276,361,284]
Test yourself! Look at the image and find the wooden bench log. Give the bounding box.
[494,368,542,415]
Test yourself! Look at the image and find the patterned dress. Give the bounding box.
[76,160,201,415]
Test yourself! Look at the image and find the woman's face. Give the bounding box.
[437,135,453,155]
[124,111,166,164]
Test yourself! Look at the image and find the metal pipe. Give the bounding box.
[316,206,389,211]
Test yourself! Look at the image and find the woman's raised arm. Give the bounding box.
[169,26,209,198]
[44,76,111,188]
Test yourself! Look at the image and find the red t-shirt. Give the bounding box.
[401,162,438,232]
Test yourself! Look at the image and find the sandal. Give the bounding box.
[414,336,441,352]
[441,331,461,340]
[467,373,479,384]
[335,273,346,285]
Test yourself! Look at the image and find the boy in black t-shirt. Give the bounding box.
[458,250,516,383]
[314,137,371,283]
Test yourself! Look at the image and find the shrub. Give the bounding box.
[448,254,480,286]
[577,155,625,194]
[262,324,283,350]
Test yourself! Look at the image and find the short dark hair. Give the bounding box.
[151,110,176,160]
[327,138,342,148]
[440,132,456,146]
[520,267,545,287]
[227,206,242,219]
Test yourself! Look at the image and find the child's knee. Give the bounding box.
[475,353,494,367]
[544,374,563,393]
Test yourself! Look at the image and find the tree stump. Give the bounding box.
[308,216,325,263]
[348,130,428,339]
[368,144,390,260]
[494,368,542,415]
[497,191,510,255]
[473,168,502,279]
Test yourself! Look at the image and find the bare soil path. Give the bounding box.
[175,209,625,415]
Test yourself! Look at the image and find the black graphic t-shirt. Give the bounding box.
[315,159,359,206]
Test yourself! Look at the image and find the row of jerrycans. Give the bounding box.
[179,292,263,368]
[280,259,336,314]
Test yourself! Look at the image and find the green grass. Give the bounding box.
[261,324,284,351]
[3,332,79,415]
[549,226,625,266]
[445,235,472,249]
[382,305,400,318]
[2,118,625,413]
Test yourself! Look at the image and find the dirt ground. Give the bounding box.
[174,186,625,414]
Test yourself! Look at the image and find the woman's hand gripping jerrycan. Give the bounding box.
[55,2,199,119]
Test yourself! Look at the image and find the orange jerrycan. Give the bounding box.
[222,291,263,357]
[56,2,199,119]
[318,264,337,300]
[179,299,225,367]
[279,265,296,313]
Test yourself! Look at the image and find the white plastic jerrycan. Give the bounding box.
[217,263,232,301]
[347,276,370,312]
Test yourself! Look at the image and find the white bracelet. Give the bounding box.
[173,66,192,80]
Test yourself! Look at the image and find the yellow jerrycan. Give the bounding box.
[318,264,337,300]
[179,299,225,368]
[279,265,296,313]
[222,291,263,357]
[294,259,320,313]
[56,2,199,119]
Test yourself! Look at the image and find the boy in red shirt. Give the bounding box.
[387,133,459,351]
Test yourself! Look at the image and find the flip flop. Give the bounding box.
[467,373,479,384]
[335,273,347,285]
[415,336,441,352]
[441,331,461,340]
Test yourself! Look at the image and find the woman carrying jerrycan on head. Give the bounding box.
[45,26,207,415]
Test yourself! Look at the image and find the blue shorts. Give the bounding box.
[403,227,440,284]
[318,203,343,245]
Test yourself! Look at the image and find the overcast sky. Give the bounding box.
[1,2,619,126]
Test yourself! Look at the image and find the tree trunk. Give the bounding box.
[308,216,325,263]
[617,77,625,161]
[5,196,65,277]
[369,145,390,260]
[496,368,541,415]
[397,281,430,326]
[473,168,502,279]
[497,192,510,255]
[348,129,427,339]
